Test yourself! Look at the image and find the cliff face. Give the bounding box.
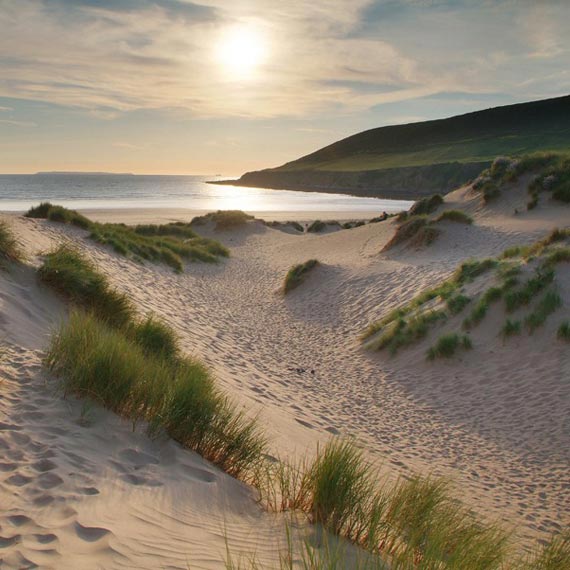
[227,161,489,200]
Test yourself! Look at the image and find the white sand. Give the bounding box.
[1,181,569,568]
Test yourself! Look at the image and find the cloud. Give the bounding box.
[0,0,568,121]
[0,119,37,127]
[42,0,218,22]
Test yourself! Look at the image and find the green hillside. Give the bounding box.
[280,94,570,172]
[220,95,570,200]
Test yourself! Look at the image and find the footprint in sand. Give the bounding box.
[0,535,21,548]
[38,472,64,490]
[5,474,32,487]
[7,515,31,527]
[73,522,110,543]
[32,533,58,545]
[118,448,159,467]
[31,459,57,473]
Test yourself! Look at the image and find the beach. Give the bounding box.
[0,178,569,569]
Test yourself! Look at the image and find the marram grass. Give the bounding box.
[39,245,135,328]
[26,202,228,271]
[284,259,319,293]
[45,310,265,478]
[0,221,23,264]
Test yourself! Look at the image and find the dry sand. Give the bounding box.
[0,180,569,568]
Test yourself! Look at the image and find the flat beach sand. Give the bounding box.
[0,179,569,568]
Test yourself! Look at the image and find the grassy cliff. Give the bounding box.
[223,95,570,199]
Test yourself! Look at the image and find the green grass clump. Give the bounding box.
[307,440,375,536]
[504,267,555,312]
[370,311,446,354]
[525,153,570,204]
[447,294,470,314]
[307,220,326,233]
[257,438,510,568]
[501,319,521,339]
[522,530,570,570]
[463,287,503,330]
[25,202,91,229]
[25,203,228,271]
[39,246,134,328]
[524,291,562,332]
[482,181,500,203]
[46,311,265,478]
[408,193,444,216]
[427,333,472,360]
[542,247,570,267]
[435,210,473,224]
[283,259,319,293]
[0,221,23,264]
[558,321,570,341]
[129,315,179,360]
[453,258,498,285]
[382,216,428,251]
[192,210,254,230]
[501,245,530,259]
[91,222,229,271]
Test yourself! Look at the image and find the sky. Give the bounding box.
[0,0,569,175]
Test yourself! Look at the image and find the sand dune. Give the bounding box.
[1,179,569,567]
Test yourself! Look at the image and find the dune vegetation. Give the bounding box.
[39,245,135,327]
[26,202,229,271]
[472,152,570,209]
[427,332,472,360]
[436,209,473,224]
[366,226,569,355]
[46,311,265,478]
[0,220,23,264]
[283,259,319,293]
[191,209,254,230]
[384,197,476,252]
[382,216,440,252]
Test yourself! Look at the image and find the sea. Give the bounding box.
[0,173,413,215]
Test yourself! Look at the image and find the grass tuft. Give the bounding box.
[408,194,444,216]
[368,311,446,354]
[382,216,440,251]
[427,333,472,360]
[129,314,180,360]
[307,220,326,233]
[501,319,521,339]
[46,311,265,478]
[283,259,319,293]
[447,294,470,314]
[524,291,562,332]
[38,245,135,328]
[191,210,254,230]
[558,321,570,341]
[504,267,555,312]
[0,221,23,264]
[435,210,473,224]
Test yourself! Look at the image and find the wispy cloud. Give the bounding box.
[0,0,568,121]
[0,119,37,127]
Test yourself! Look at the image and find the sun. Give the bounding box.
[216,24,267,79]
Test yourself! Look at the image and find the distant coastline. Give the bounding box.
[34,171,136,176]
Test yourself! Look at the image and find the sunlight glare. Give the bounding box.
[216,24,267,79]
